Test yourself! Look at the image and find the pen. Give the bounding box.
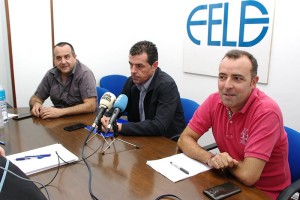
[16,154,51,161]
[170,161,189,175]
[0,141,5,146]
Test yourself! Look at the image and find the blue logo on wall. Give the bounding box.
[187,1,270,47]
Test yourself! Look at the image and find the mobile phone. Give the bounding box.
[63,123,86,132]
[12,113,33,121]
[203,182,241,200]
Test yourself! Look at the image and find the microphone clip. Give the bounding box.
[111,120,119,138]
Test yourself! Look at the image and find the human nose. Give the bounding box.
[60,57,67,64]
[57,56,68,64]
[130,65,137,73]
[224,78,233,89]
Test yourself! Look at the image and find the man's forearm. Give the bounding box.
[60,104,92,116]
[59,97,97,117]
[227,157,265,186]
[29,95,43,109]
[178,135,214,164]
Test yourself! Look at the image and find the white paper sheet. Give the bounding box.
[146,153,210,182]
[7,143,79,175]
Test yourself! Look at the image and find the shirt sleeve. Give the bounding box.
[34,71,52,101]
[188,94,214,136]
[78,70,97,100]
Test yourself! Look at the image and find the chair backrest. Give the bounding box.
[100,74,128,97]
[181,98,200,125]
[96,86,109,104]
[284,126,300,183]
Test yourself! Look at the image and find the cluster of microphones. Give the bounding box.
[91,92,128,133]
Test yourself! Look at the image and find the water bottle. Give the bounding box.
[0,109,4,129]
[0,85,8,123]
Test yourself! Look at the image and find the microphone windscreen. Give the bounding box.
[99,92,116,110]
[113,94,128,112]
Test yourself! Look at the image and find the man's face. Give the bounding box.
[53,45,77,75]
[129,52,158,85]
[218,55,258,113]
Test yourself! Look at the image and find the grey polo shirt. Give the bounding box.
[34,60,97,108]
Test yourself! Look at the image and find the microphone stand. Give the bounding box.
[102,118,139,154]
[85,120,110,146]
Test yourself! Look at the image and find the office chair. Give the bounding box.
[180,98,200,125]
[96,86,109,104]
[99,74,128,97]
[170,98,199,142]
[277,126,300,200]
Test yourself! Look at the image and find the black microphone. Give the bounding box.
[91,92,116,130]
[106,94,128,133]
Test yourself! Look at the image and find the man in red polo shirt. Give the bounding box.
[177,49,291,199]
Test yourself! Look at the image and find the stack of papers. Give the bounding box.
[146,153,210,182]
[7,144,79,175]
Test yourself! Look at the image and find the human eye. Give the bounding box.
[233,76,243,81]
[218,74,226,80]
[56,56,62,61]
[64,54,71,60]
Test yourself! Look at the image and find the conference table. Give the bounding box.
[0,108,272,200]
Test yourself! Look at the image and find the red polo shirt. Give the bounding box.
[189,88,291,199]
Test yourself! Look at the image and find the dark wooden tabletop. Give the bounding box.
[0,108,271,200]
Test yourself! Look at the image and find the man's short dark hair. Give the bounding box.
[53,42,75,56]
[223,49,258,77]
[129,41,158,65]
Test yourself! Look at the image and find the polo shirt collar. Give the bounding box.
[239,87,258,114]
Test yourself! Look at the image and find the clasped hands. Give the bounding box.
[207,152,239,170]
[31,103,63,119]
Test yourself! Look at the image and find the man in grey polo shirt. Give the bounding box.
[29,42,97,119]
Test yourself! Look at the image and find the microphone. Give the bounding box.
[106,94,128,133]
[91,92,116,129]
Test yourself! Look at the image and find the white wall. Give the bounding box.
[0,0,13,106]
[1,0,300,136]
[7,0,53,107]
[257,1,300,130]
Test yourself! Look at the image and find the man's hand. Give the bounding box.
[29,95,44,117]
[31,102,43,117]
[100,116,110,132]
[207,152,239,169]
[39,107,63,119]
[0,146,5,157]
[100,116,122,133]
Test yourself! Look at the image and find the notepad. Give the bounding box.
[146,153,211,182]
[7,143,79,175]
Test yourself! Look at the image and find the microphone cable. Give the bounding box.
[81,128,100,200]
[39,151,61,188]
[36,142,104,199]
[154,194,182,200]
